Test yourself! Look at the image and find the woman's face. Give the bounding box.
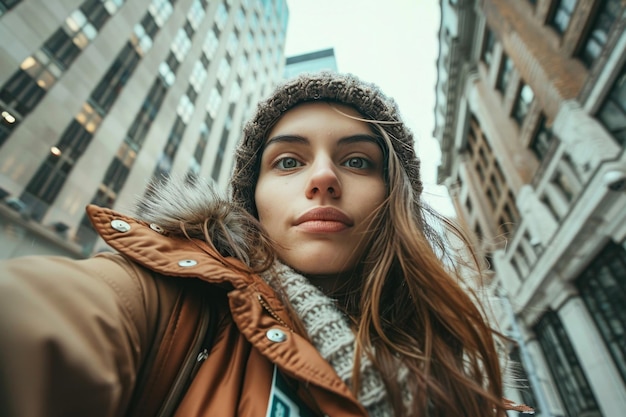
[255,102,387,278]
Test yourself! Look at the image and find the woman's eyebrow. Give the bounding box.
[264,134,309,147]
[337,134,380,146]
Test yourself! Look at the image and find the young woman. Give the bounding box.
[0,73,532,417]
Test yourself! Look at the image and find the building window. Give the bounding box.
[534,311,601,417]
[19,99,103,219]
[496,54,514,94]
[186,0,206,31]
[548,0,578,35]
[105,141,136,196]
[2,0,125,121]
[132,15,158,55]
[193,117,211,166]
[509,347,540,414]
[227,32,239,57]
[465,196,472,214]
[217,58,231,86]
[0,105,16,146]
[245,31,255,52]
[577,241,626,385]
[212,105,234,181]
[215,2,229,31]
[498,215,512,236]
[552,155,582,203]
[476,162,485,181]
[189,61,208,92]
[206,87,222,118]
[129,0,173,55]
[481,28,496,67]
[578,0,621,67]
[171,28,192,62]
[596,65,625,145]
[0,53,61,116]
[149,0,174,27]
[21,118,94,220]
[203,29,220,59]
[186,85,198,104]
[235,8,246,31]
[552,170,576,202]
[140,13,159,38]
[153,93,195,179]
[159,59,176,86]
[512,83,535,125]
[212,128,229,181]
[91,43,141,114]
[530,114,556,160]
[499,198,519,237]
[238,53,249,77]
[46,0,125,71]
[154,116,186,178]
[127,79,168,148]
[43,29,84,70]
[80,0,113,30]
[478,146,489,168]
[0,0,22,16]
[176,94,195,124]
[503,197,519,226]
[486,187,497,208]
[75,101,103,134]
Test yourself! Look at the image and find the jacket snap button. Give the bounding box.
[178,259,198,267]
[149,223,164,233]
[266,329,287,343]
[111,220,131,232]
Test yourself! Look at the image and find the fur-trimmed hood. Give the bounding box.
[134,176,271,269]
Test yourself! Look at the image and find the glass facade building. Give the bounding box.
[0,0,288,256]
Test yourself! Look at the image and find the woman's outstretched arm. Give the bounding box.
[0,253,167,417]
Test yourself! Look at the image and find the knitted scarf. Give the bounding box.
[262,262,411,417]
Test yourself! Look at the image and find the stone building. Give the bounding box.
[435,1,625,416]
[0,0,288,257]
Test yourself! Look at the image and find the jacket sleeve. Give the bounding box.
[0,252,174,417]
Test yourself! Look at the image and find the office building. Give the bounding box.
[283,47,337,79]
[435,1,625,416]
[0,0,288,257]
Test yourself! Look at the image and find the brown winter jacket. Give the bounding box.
[0,204,367,417]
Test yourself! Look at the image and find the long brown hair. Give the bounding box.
[344,122,507,416]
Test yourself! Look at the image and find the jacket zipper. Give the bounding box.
[257,294,293,332]
[258,295,330,416]
[156,297,211,417]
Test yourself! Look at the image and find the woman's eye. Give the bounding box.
[275,157,301,170]
[343,157,370,169]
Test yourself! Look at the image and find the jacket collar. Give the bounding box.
[86,204,367,415]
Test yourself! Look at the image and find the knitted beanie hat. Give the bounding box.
[230,72,422,217]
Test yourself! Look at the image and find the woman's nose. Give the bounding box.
[305,158,341,199]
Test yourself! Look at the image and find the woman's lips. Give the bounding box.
[294,207,353,233]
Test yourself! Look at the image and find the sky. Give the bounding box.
[283,0,455,216]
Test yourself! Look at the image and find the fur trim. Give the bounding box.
[134,176,269,268]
